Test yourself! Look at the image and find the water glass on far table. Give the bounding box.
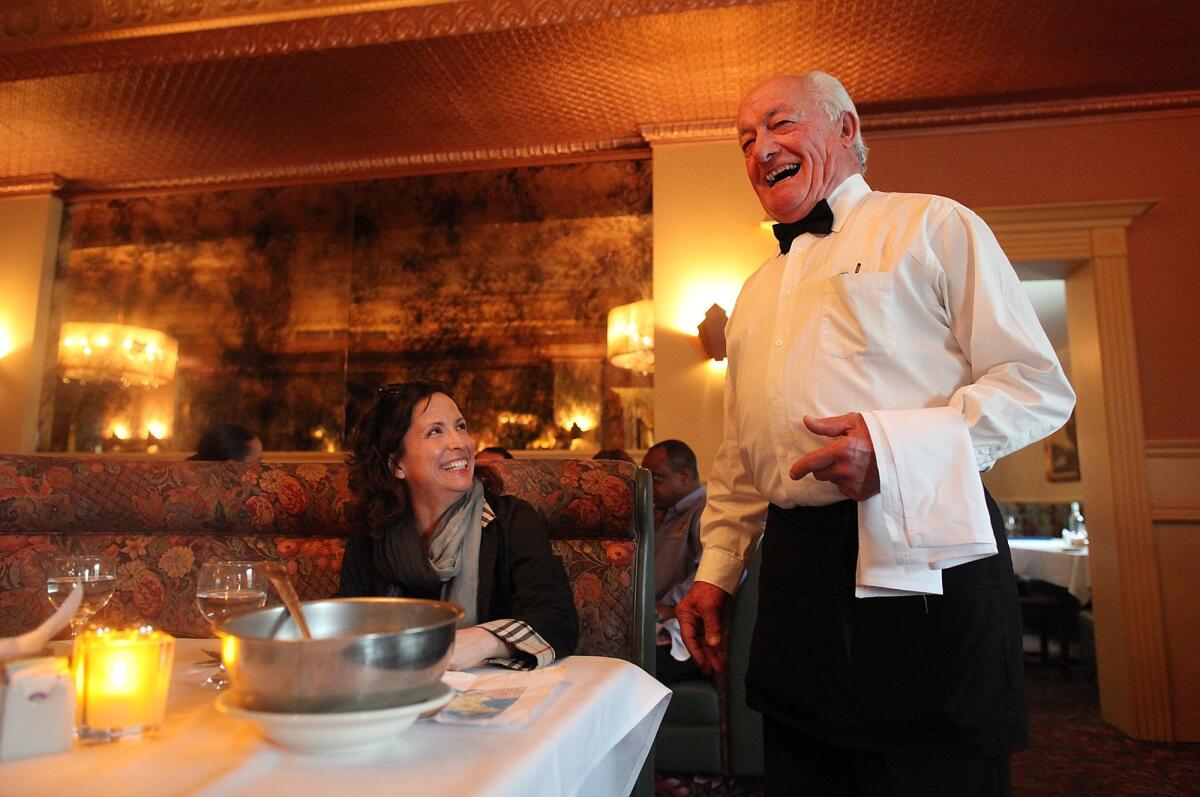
[46,555,116,638]
[196,560,268,689]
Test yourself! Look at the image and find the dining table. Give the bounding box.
[1008,537,1091,604]
[5,639,671,797]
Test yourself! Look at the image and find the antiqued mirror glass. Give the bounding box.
[40,161,653,455]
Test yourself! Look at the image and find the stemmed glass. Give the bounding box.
[46,555,117,638]
[195,560,268,689]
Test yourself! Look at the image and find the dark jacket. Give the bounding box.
[338,491,579,662]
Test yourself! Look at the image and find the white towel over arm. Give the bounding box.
[855,407,997,598]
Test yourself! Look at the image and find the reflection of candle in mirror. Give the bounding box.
[73,626,175,742]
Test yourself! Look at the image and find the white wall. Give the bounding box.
[651,140,774,478]
[0,193,62,453]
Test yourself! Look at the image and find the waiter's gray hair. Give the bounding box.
[800,71,869,173]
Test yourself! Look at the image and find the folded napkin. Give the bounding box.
[856,407,996,597]
[0,585,81,661]
[655,617,691,663]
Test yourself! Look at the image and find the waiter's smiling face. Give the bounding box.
[737,75,859,224]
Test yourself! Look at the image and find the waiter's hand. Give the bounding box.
[789,412,880,501]
[676,580,730,674]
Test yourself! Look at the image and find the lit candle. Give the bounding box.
[73,626,175,742]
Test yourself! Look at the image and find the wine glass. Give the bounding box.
[46,555,117,638]
[195,560,268,689]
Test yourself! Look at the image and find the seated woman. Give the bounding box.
[338,380,578,671]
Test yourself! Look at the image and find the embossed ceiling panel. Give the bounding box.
[1,0,1197,194]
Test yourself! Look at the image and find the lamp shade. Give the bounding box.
[606,299,654,375]
[58,322,178,388]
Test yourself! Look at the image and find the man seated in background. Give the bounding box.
[641,440,706,683]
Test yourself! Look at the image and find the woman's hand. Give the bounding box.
[447,626,511,670]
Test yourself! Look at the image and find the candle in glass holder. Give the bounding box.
[72,626,174,743]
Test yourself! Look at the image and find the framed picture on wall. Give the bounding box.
[1045,412,1081,483]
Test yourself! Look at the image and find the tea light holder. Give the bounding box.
[72,625,175,743]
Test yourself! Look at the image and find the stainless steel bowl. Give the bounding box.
[215,598,462,713]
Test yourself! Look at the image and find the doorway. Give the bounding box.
[978,200,1171,740]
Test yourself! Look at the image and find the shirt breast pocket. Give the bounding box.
[820,272,894,358]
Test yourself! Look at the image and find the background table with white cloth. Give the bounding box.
[1009,537,1091,604]
[6,639,670,797]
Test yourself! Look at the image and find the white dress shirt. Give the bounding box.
[696,174,1076,595]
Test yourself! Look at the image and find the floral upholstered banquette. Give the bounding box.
[0,455,655,667]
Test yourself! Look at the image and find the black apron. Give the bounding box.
[746,493,1027,757]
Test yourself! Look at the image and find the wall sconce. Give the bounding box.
[697,303,728,361]
[607,299,654,375]
[0,322,14,358]
[58,322,178,387]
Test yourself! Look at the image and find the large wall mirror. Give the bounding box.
[39,160,654,456]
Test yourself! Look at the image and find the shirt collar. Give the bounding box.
[827,172,871,233]
[667,484,707,516]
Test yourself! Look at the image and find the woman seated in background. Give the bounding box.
[338,380,578,671]
[189,423,263,462]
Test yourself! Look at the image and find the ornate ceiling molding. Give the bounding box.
[0,0,767,82]
[0,173,66,197]
[64,136,647,196]
[639,90,1200,147]
[639,120,735,146]
[865,90,1200,132]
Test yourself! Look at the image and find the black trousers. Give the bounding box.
[765,716,1012,797]
[746,495,1027,760]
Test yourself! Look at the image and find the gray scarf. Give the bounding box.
[430,480,485,627]
[375,478,486,627]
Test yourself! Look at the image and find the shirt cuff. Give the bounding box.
[477,619,555,670]
[694,547,745,596]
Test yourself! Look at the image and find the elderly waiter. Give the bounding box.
[676,72,1075,796]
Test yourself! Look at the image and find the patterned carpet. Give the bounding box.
[655,656,1200,796]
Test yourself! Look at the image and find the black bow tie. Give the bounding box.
[772,200,834,254]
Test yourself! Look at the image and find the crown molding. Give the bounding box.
[63,138,648,198]
[0,0,766,82]
[865,90,1200,132]
[0,174,66,197]
[639,120,737,146]
[637,91,1200,146]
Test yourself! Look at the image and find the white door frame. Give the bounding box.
[980,199,1170,740]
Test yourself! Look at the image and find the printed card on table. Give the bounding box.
[435,667,564,727]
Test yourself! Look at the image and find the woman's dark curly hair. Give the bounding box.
[348,380,450,536]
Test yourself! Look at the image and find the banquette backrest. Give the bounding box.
[0,455,655,671]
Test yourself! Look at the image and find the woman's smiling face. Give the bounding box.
[392,392,476,512]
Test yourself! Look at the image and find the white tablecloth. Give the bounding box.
[1009,538,1091,604]
[5,640,670,797]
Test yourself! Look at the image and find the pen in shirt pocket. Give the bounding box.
[838,263,863,276]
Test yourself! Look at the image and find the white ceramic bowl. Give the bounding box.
[215,684,453,754]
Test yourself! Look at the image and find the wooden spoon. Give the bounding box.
[264,563,313,640]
